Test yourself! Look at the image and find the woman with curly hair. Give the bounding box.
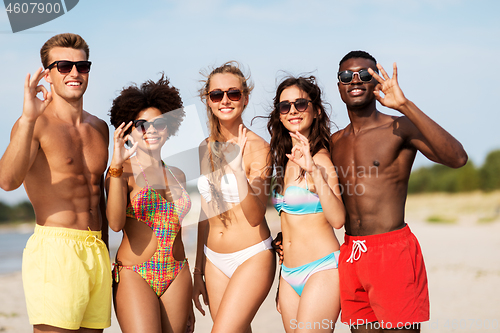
[192,62,276,333]
[106,74,193,333]
[268,76,345,332]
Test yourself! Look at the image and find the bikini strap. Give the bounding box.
[134,156,150,186]
[164,163,186,191]
[304,174,309,191]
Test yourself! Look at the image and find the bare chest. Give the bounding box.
[331,128,406,181]
[37,123,108,177]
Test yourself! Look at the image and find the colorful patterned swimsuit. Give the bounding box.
[114,161,191,297]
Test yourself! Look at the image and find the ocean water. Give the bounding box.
[0,225,200,275]
[0,230,32,274]
[0,226,124,275]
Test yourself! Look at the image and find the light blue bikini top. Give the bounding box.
[272,178,323,215]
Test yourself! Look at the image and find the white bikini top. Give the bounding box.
[197,174,240,203]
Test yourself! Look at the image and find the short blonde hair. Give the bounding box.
[40,33,89,68]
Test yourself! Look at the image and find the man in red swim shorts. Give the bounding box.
[331,50,467,332]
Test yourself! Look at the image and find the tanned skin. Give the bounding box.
[0,47,109,333]
[330,57,467,333]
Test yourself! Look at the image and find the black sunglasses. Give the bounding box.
[278,99,312,114]
[207,89,242,103]
[337,69,373,84]
[133,118,168,133]
[46,60,92,74]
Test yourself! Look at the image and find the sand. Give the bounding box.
[1,192,499,332]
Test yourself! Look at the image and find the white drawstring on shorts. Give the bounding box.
[346,240,367,263]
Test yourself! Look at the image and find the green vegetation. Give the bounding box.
[0,200,35,224]
[478,216,498,224]
[426,215,457,224]
[0,150,498,223]
[409,149,500,193]
[0,311,19,318]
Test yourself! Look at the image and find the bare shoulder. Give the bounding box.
[313,148,334,167]
[391,115,420,141]
[83,111,109,137]
[166,165,187,184]
[330,126,348,146]
[198,137,209,147]
[198,138,209,157]
[245,130,270,157]
[393,115,416,130]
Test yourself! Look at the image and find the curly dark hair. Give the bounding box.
[267,75,333,194]
[109,73,184,136]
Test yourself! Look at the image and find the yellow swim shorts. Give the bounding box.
[22,225,112,330]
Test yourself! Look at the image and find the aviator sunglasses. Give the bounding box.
[46,60,92,74]
[278,98,312,114]
[133,118,168,133]
[207,89,243,103]
[337,69,373,84]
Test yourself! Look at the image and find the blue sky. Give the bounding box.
[0,0,499,204]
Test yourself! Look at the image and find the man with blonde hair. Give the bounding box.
[0,33,111,332]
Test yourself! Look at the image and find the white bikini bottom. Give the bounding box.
[204,236,273,278]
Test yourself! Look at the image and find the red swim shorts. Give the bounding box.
[339,224,429,329]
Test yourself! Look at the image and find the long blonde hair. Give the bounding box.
[199,61,254,224]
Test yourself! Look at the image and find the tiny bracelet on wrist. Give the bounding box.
[193,267,204,275]
[108,166,123,178]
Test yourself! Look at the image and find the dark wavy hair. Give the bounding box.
[267,75,333,194]
[109,73,184,136]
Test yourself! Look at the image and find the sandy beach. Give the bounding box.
[1,191,499,333]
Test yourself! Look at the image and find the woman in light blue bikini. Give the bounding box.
[192,61,276,333]
[268,76,346,332]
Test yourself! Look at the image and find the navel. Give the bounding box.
[373,160,380,167]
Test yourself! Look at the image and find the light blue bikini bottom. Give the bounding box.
[281,250,340,296]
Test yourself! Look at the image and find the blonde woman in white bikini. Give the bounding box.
[192,62,276,333]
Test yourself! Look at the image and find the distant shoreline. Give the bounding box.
[0,221,35,234]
